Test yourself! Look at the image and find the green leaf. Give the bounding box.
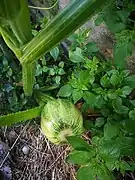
[95,95,106,109]
[4,84,13,93]
[119,161,133,174]
[121,86,133,97]
[129,109,135,120]
[67,150,94,165]
[104,11,129,33]
[58,84,73,97]
[107,90,118,100]
[95,163,115,180]
[69,47,84,63]
[104,122,119,139]
[129,162,135,171]
[55,75,61,84]
[95,14,103,26]
[84,57,99,72]
[114,42,132,69]
[21,0,111,64]
[112,98,129,114]
[124,118,135,134]
[79,70,90,85]
[77,166,94,180]
[83,92,97,108]
[99,140,120,170]
[124,75,135,88]
[86,42,99,54]
[101,109,110,117]
[50,47,59,61]
[0,106,42,126]
[72,89,83,103]
[110,74,121,86]
[95,117,105,128]
[58,61,64,68]
[83,120,94,130]
[49,68,55,76]
[35,64,43,76]
[120,70,130,77]
[117,137,135,156]
[100,74,110,88]
[58,68,65,75]
[130,100,135,107]
[67,136,91,151]
[89,75,95,84]
[100,139,120,157]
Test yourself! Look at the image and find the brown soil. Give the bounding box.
[0,121,76,180]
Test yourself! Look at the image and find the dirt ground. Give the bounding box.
[0,121,76,180]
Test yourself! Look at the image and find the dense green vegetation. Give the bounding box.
[0,0,135,179]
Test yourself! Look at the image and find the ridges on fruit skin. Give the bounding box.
[41,99,83,144]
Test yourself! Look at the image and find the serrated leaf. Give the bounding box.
[104,122,120,139]
[67,136,91,151]
[58,84,73,97]
[50,47,59,61]
[77,166,94,180]
[67,150,94,165]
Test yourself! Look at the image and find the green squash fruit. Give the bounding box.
[41,99,83,144]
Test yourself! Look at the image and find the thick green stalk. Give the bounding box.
[0,0,36,96]
[0,26,22,59]
[9,0,32,45]
[0,106,42,126]
[34,91,55,105]
[22,63,36,96]
[0,0,32,46]
[21,0,112,64]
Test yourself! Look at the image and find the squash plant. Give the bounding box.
[0,0,113,96]
[0,0,113,140]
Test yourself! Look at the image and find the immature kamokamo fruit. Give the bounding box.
[41,99,83,144]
